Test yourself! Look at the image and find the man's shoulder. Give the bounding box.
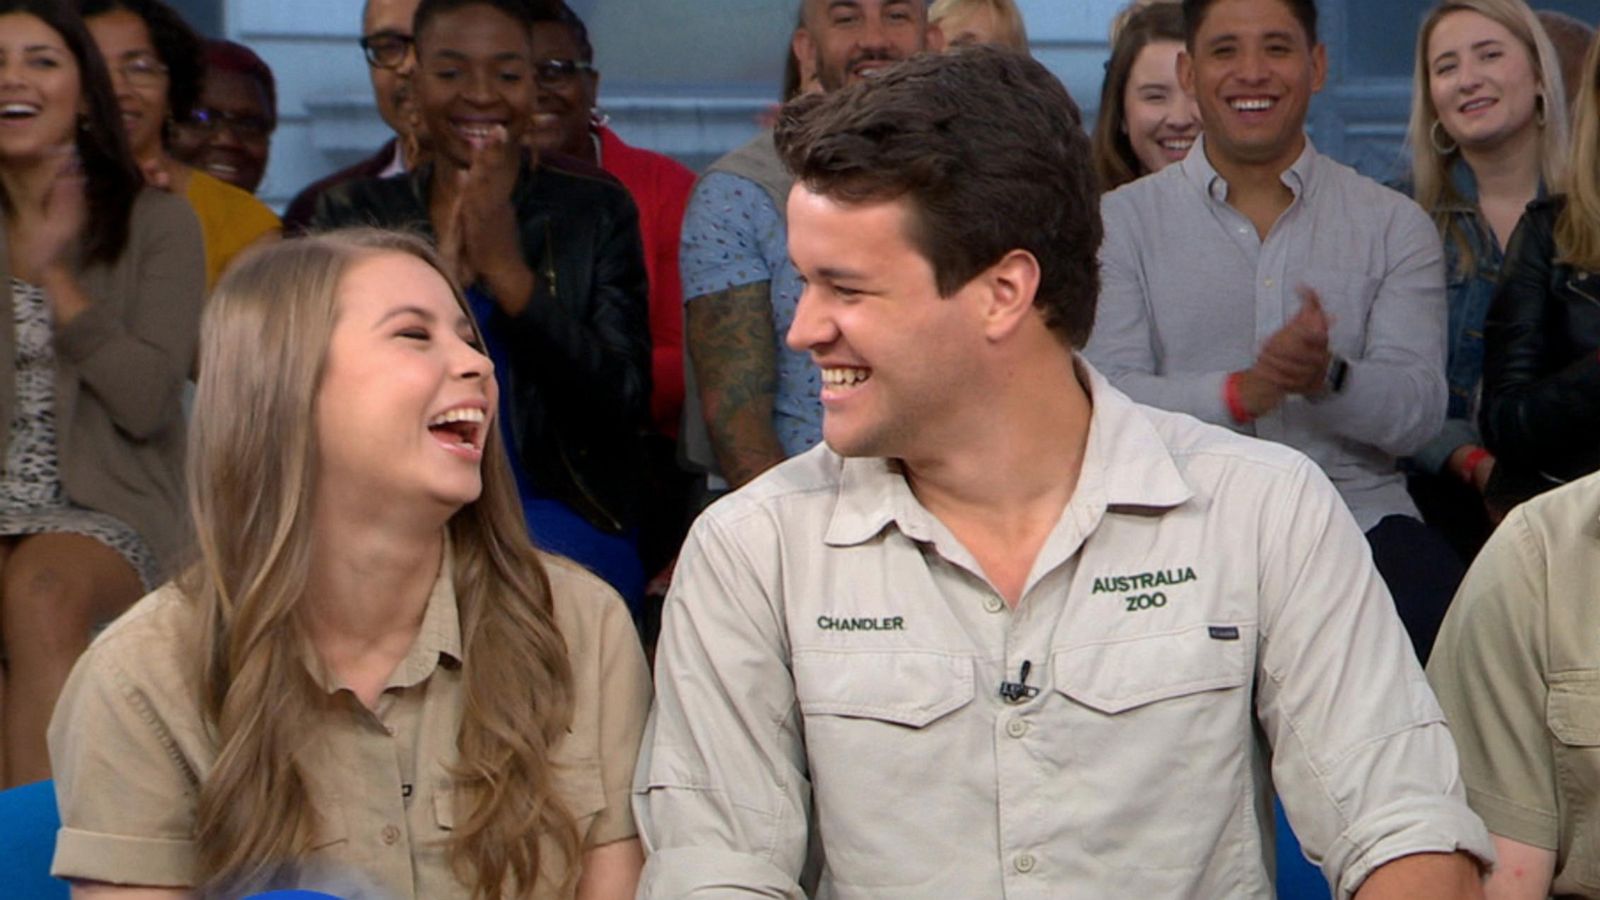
[1311,153,1431,222]
[1134,399,1313,481]
[283,141,398,232]
[699,445,845,527]
[314,172,424,230]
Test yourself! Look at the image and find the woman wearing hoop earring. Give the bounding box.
[1398,0,1567,556]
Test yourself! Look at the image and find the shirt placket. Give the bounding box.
[343,690,419,899]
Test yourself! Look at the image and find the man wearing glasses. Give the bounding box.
[282,0,420,232]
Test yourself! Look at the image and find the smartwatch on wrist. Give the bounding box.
[1323,355,1349,394]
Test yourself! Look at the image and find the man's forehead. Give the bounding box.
[1195,0,1310,45]
[804,0,928,25]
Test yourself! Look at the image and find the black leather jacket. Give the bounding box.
[1480,195,1600,504]
[312,154,652,532]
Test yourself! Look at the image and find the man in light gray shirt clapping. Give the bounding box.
[1086,0,1461,660]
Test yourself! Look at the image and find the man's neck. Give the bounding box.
[902,348,1092,604]
[1207,135,1306,239]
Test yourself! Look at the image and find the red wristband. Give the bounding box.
[1457,447,1490,484]
[1224,373,1255,424]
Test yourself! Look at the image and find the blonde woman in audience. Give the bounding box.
[929,0,1029,50]
[0,0,203,787]
[1429,37,1600,898]
[82,0,279,291]
[47,230,650,897]
[1400,0,1567,557]
[1091,1,1198,190]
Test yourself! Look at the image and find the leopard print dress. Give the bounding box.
[0,278,158,589]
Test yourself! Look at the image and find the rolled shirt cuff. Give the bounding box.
[1324,795,1495,899]
[51,826,195,887]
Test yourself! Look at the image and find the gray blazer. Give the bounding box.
[0,187,205,577]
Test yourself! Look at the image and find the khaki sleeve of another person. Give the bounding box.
[47,640,200,887]
[1426,507,1559,849]
[571,568,654,848]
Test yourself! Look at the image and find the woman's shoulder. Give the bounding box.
[540,552,634,650]
[59,582,207,736]
[87,582,202,676]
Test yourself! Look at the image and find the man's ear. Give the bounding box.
[981,249,1043,342]
[1177,47,1195,95]
[926,20,947,52]
[793,27,815,75]
[1311,42,1327,93]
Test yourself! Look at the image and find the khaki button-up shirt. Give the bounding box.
[1429,470,1600,896]
[635,363,1491,898]
[49,549,651,898]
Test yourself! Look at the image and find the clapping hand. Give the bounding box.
[14,145,88,281]
[1254,286,1333,396]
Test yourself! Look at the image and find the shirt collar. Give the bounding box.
[305,537,464,694]
[824,358,1194,548]
[1181,133,1319,203]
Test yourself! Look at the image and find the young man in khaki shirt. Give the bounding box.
[634,44,1492,899]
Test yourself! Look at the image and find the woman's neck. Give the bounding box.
[0,156,62,221]
[301,516,445,648]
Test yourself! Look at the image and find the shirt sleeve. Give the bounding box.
[586,588,655,847]
[1299,201,1449,457]
[1426,507,1559,848]
[1252,456,1493,898]
[47,642,199,887]
[54,191,205,441]
[633,505,809,898]
[1084,191,1234,426]
[680,173,784,302]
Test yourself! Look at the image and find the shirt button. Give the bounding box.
[983,595,1004,613]
[1264,278,1275,287]
[1006,717,1029,738]
[381,824,400,845]
[1015,852,1036,873]
[1238,226,1249,234]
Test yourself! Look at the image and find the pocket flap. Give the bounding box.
[434,764,609,831]
[794,650,974,727]
[1548,682,1600,746]
[1052,626,1251,714]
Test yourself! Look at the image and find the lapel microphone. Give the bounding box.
[999,659,1039,704]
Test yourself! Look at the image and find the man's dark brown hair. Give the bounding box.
[773,45,1102,347]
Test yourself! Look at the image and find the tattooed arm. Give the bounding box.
[686,282,786,488]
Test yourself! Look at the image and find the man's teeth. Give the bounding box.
[0,102,40,118]
[429,407,486,427]
[456,122,502,139]
[1231,98,1274,111]
[822,367,871,387]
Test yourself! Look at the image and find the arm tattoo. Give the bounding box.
[687,283,787,487]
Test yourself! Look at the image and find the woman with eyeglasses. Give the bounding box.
[82,0,280,291]
[0,0,204,786]
[171,39,277,195]
[313,0,653,615]
[525,2,696,588]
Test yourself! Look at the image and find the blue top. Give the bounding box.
[1402,161,1536,475]
[680,171,822,458]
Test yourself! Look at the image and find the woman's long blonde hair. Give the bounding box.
[1556,36,1600,270]
[181,229,579,898]
[1406,0,1568,268]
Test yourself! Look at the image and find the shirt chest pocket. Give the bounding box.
[1546,678,1600,887]
[1299,267,1380,359]
[1048,626,1255,870]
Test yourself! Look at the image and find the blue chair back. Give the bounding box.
[0,779,68,900]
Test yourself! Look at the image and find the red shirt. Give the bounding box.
[598,126,696,437]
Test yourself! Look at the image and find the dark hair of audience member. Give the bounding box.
[1091,2,1186,190]
[184,228,579,897]
[781,1,807,100]
[412,0,537,42]
[205,38,277,128]
[0,0,139,263]
[531,0,591,62]
[1557,35,1600,270]
[1181,0,1317,45]
[78,0,204,132]
[774,45,1103,347]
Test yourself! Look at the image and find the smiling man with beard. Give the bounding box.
[678,0,941,498]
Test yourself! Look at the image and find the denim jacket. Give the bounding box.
[1398,162,1535,474]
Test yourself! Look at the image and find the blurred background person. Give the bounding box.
[282,0,422,234]
[82,0,279,291]
[1402,0,1568,554]
[0,0,204,785]
[1480,31,1600,512]
[1536,9,1595,118]
[524,2,697,593]
[312,0,652,614]
[171,38,276,195]
[929,0,1029,50]
[1091,1,1197,191]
